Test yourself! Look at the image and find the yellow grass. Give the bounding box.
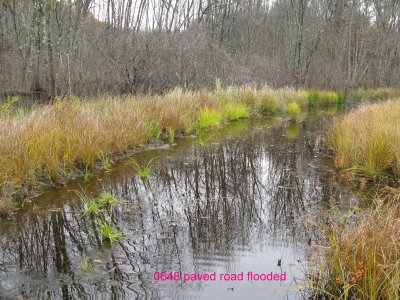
[0,86,308,205]
[327,98,400,181]
[0,87,396,207]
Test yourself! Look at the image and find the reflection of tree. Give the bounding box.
[0,118,353,298]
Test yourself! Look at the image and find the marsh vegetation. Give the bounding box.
[0,86,353,210]
[2,0,400,297]
[305,98,400,300]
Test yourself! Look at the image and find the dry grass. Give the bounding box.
[0,87,395,208]
[0,99,149,185]
[308,198,400,299]
[327,98,400,181]
[314,98,400,298]
[0,86,308,206]
[348,88,400,101]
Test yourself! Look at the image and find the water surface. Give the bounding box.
[0,113,357,299]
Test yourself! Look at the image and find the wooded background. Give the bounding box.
[1,0,399,99]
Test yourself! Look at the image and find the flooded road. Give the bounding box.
[0,112,357,299]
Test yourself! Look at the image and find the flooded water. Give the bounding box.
[0,111,357,299]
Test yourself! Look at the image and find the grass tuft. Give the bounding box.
[198,107,223,129]
[307,89,320,107]
[97,192,121,208]
[223,103,250,120]
[287,102,301,119]
[128,157,158,180]
[100,221,124,245]
[81,254,92,273]
[337,90,346,105]
[327,99,400,181]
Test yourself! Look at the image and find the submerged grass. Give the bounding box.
[100,221,124,245]
[127,157,158,180]
[78,190,121,216]
[81,254,93,273]
[327,98,400,181]
[0,87,398,207]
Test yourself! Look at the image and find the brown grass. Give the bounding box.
[308,198,400,299]
[0,87,394,208]
[0,86,309,207]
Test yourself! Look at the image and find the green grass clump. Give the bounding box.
[167,127,175,143]
[77,190,122,216]
[287,102,301,119]
[82,199,102,216]
[98,152,112,171]
[307,89,319,107]
[77,190,103,216]
[319,91,339,105]
[81,254,92,273]
[337,90,346,105]
[128,157,157,180]
[97,192,121,208]
[223,103,250,120]
[307,90,344,107]
[100,221,124,245]
[198,107,223,129]
[327,99,400,180]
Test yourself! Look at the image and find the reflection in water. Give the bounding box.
[286,122,299,139]
[0,117,355,299]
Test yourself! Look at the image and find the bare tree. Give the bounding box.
[1,0,400,100]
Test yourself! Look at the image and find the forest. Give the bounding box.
[1,0,400,100]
